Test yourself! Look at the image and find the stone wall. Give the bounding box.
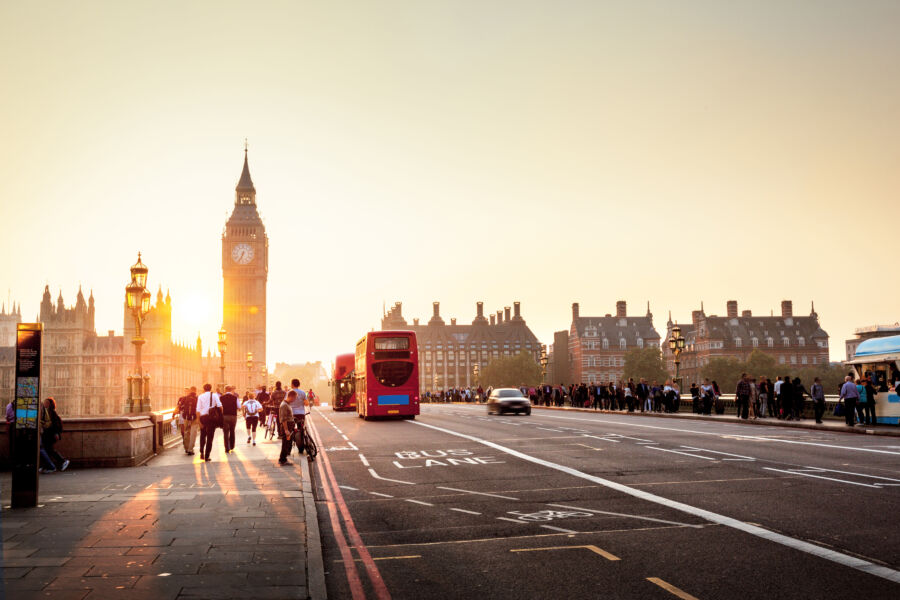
[0,415,155,469]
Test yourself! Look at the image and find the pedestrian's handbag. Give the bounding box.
[833,402,845,417]
[208,394,224,428]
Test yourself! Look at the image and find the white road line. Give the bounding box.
[450,508,482,515]
[646,447,717,460]
[547,504,702,528]
[359,454,370,467]
[339,485,358,491]
[798,466,900,483]
[582,434,620,443]
[538,414,900,456]
[496,517,525,524]
[680,446,755,460]
[761,468,883,489]
[411,419,900,584]
[367,468,416,486]
[370,492,394,498]
[541,525,578,534]
[341,434,350,441]
[347,442,359,451]
[437,486,520,500]
[405,499,434,506]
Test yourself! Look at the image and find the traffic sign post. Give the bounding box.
[11,323,42,508]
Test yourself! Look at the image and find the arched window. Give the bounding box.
[602,338,609,349]
[637,338,644,348]
[735,337,742,348]
[767,337,774,347]
[752,337,758,347]
[797,336,805,346]
[619,339,626,349]
[783,337,790,347]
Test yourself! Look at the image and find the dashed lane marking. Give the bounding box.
[368,468,416,486]
[405,499,434,506]
[510,544,620,561]
[412,419,900,584]
[646,447,716,460]
[540,525,578,534]
[547,504,703,529]
[762,467,882,488]
[450,508,482,515]
[359,454,370,467]
[370,492,394,498]
[339,485,359,491]
[497,517,526,524]
[436,486,519,500]
[647,577,700,600]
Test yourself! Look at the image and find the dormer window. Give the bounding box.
[767,337,774,347]
[637,338,644,348]
[602,338,609,349]
[783,337,790,347]
[798,336,805,346]
[735,337,742,348]
[752,337,758,347]
[619,338,626,349]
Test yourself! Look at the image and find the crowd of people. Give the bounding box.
[423,371,895,426]
[175,378,315,465]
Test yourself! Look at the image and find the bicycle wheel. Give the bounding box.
[304,427,318,460]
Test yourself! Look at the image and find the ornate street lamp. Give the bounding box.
[246,351,253,393]
[539,344,548,384]
[668,324,686,390]
[125,253,152,413]
[217,328,227,388]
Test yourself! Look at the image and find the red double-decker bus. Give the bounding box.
[355,330,419,420]
[331,353,356,412]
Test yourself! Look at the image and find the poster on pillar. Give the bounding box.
[12,323,43,508]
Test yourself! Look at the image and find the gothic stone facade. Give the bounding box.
[222,149,268,391]
[0,286,208,417]
[567,301,662,384]
[381,301,541,393]
[664,300,830,385]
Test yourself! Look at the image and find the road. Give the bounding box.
[307,403,900,599]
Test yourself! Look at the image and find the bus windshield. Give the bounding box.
[372,361,414,387]
[375,337,410,350]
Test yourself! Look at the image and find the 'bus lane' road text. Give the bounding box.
[392,449,505,468]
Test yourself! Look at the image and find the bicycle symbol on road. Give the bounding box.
[507,510,592,522]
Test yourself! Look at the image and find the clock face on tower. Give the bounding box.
[231,243,254,265]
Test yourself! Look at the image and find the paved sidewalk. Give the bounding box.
[1,425,325,600]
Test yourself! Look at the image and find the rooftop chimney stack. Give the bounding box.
[616,301,627,318]
[692,310,702,325]
[727,300,738,318]
[781,300,793,317]
[513,301,521,320]
[451,318,456,326]
[496,310,503,324]
[504,307,511,322]
[490,314,496,326]
[572,303,580,319]
[433,302,440,318]
[477,302,484,318]
[742,310,752,317]
[413,318,419,326]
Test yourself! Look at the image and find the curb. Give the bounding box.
[528,405,900,437]
[301,455,327,600]
[436,402,900,438]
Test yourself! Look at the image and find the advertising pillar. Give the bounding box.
[11,323,42,508]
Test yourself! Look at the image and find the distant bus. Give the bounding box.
[331,353,357,412]
[355,330,420,420]
[846,334,900,425]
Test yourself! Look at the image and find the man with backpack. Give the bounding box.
[177,387,199,455]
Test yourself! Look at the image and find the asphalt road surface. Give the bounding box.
[306,404,900,599]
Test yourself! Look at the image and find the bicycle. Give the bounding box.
[264,411,277,441]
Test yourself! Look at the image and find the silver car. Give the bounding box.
[487,388,531,416]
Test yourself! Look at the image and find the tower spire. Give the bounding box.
[235,141,255,197]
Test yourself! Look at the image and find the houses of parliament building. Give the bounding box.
[0,149,269,416]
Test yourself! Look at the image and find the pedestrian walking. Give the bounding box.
[177,387,199,455]
[780,374,794,420]
[839,376,859,427]
[243,392,263,445]
[39,397,69,473]
[700,379,714,415]
[810,377,826,423]
[864,377,878,425]
[197,383,222,461]
[855,379,868,425]
[220,385,240,453]
[278,390,296,465]
[734,373,751,420]
[757,377,770,419]
[290,378,308,455]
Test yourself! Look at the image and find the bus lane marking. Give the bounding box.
[368,468,416,486]
[412,419,900,585]
[405,499,434,507]
[450,508,482,515]
[370,492,394,498]
[762,467,883,489]
[541,525,578,534]
[547,504,703,528]
[646,447,717,461]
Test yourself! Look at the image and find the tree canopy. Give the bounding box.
[702,350,846,392]
[623,347,669,383]
[479,352,542,388]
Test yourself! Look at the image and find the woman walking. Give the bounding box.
[40,397,69,473]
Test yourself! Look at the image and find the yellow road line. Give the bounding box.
[510,544,620,561]
[647,577,700,600]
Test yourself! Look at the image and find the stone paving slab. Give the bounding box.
[1,431,324,599]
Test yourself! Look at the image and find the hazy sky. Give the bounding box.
[2,1,898,367]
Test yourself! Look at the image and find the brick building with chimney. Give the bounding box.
[556,301,661,385]
[381,301,541,393]
[664,300,830,385]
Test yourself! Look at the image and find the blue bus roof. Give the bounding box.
[854,335,900,357]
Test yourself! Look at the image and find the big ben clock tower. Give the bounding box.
[222,145,268,390]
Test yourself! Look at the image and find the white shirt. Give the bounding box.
[243,398,262,417]
[291,388,308,415]
[196,391,222,417]
[774,380,783,395]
